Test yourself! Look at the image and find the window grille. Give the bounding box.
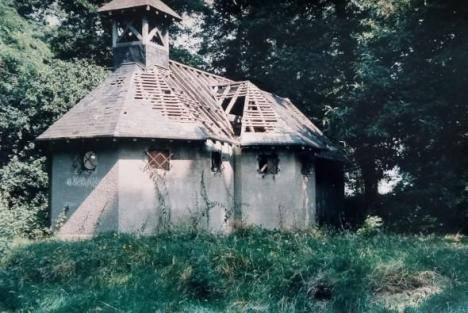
[147,150,171,171]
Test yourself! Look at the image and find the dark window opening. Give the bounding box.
[211,151,223,173]
[147,150,171,171]
[253,126,266,133]
[300,155,314,176]
[258,154,279,175]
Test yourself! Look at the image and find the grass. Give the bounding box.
[0,229,467,313]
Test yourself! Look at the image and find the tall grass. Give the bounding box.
[0,229,467,313]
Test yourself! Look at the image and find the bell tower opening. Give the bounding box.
[98,0,182,69]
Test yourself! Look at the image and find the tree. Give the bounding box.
[13,0,207,67]
[0,0,107,236]
[199,0,468,232]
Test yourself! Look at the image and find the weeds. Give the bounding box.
[0,230,467,313]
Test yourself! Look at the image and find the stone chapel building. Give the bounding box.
[38,0,345,239]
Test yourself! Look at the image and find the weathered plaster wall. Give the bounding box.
[117,142,234,234]
[50,143,319,238]
[50,148,119,239]
[235,150,316,230]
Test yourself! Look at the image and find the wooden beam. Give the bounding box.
[142,17,149,44]
[128,24,143,41]
[112,21,118,47]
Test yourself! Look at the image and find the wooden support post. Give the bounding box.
[162,30,169,51]
[112,21,118,47]
[142,17,149,44]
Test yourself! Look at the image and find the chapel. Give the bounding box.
[38,0,344,238]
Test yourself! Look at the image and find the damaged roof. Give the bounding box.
[38,60,334,151]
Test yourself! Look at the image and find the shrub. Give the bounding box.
[357,216,383,236]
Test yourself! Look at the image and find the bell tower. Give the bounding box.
[98,0,181,69]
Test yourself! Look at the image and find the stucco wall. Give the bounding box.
[50,143,319,238]
[50,148,120,239]
[235,150,316,230]
[117,142,234,234]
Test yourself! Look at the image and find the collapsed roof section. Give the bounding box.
[212,81,329,149]
[38,61,333,151]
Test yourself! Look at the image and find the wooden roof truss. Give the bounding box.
[133,65,234,140]
[212,81,280,135]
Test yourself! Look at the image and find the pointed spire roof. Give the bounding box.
[98,0,182,20]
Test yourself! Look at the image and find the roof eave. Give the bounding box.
[98,3,182,21]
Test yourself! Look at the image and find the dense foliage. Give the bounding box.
[1,229,467,312]
[0,0,466,238]
[199,0,468,232]
[0,0,107,246]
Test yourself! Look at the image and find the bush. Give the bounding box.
[357,216,383,236]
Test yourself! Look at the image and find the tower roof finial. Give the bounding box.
[98,0,182,21]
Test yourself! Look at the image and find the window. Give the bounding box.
[211,151,223,173]
[301,156,314,176]
[147,150,171,171]
[82,151,97,171]
[257,154,279,175]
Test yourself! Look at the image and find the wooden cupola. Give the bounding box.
[98,0,182,69]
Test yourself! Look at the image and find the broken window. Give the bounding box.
[211,151,223,173]
[257,154,279,175]
[147,150,171,171]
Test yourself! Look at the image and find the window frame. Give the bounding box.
[211,151,223,173]
[146,149,171,171]
[257,153,280,176]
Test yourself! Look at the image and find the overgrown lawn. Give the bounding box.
[0,229,467,313]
